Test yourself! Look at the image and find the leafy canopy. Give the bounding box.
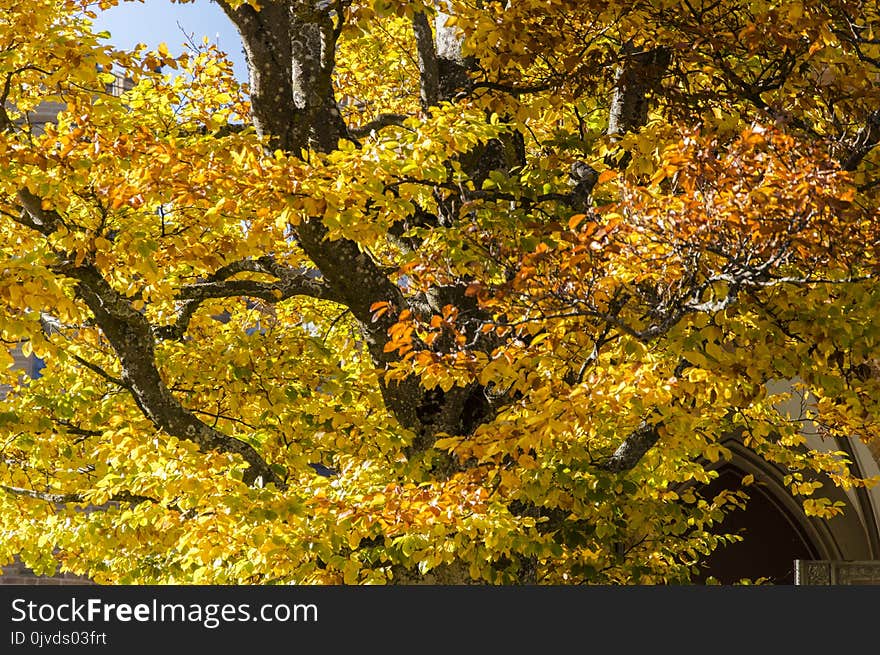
[0,0,879,583]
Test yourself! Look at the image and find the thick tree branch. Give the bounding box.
[47,260,283,488]
[293,217,424,427]
[212,4,442,432]
[178,277,334,304]
[600,420,662,473]
[159,257,341,340]
[54,420,104,440]
[841,110,880,171]
[471,80,554,95]
[0,484,152,506]
[412,10,440,109]
[349,113,407,140]
[216,0,297,152]
[14,192,283,487]
[16,189,65,234]
[215,2,503,448]
[218,0,348,153]
[607,44,670,139]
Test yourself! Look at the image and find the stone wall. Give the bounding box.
[0,557,93,586]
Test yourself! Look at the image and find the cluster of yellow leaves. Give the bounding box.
[0,0,879,585]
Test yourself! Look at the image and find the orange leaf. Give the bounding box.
[568,214,587,230]
[597,169,617,184]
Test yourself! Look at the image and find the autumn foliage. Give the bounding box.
[0,0,879,583]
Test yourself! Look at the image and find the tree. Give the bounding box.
[0,0,878,584]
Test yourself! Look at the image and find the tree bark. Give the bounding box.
[217,1,490,447]
[412,10,440,109]
[607,43,670,139]
[57,261,283,488]
[218,0,347,153]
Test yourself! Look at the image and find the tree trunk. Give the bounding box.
[607,42,670,139]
